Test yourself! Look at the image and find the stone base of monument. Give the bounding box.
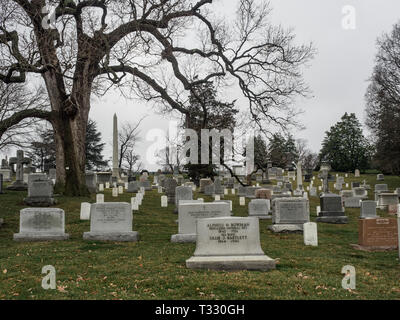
[316,215,348,224]
[23,197,56,207]
[268,224,303,233]
[186,255,276,271]
[83,231,139,242]
[350,244,397,252]
[7,181,28,191]
[171,233,196,243]
[250,214,272,220]
[186,216,277,271]
[13,232,69,241]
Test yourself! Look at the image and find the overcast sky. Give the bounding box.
[86,0,400,171]
[3,0,399,171]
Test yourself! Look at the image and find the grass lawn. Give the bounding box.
[0,173,399,300]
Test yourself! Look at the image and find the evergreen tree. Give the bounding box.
[268,133,298,168]
[319,113,371,172]
[85,120,108,170]
[183,81,239,184]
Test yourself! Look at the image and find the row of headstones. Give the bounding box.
[9,191,400,271]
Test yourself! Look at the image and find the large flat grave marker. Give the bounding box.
[186,217,276,271]
[83,203,139,242]
[14,208,69,241]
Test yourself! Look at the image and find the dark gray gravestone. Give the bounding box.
[316,193,348,224]
[165,178,178,204]
[127,181,139,193]
[0,173,3,194]
[24,177,56,207]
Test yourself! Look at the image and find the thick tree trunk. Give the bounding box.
[53,91,90,196]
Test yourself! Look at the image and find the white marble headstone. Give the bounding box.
[80,202,91,220]
[303,222,318,246]
[96,194,104,203]
[161,195,168,207]
[112,188,118,197]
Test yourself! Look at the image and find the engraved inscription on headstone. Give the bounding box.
[186,217,276,271]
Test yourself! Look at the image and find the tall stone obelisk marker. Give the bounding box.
[112,113,120,180]
[296,161,303,191]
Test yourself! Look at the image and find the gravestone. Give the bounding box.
[255,188,273,200]
[303,222,318,246]
[112,187,118,197]
[0,173,3,194]
[171,202,230,243]
[360,200,378,219]
[48,168,56,182]
[127,181,139,193]
[248,199,271,219]
[269,197,310,233]
[83,203,139,241]
[85,172,97,193]
[174,186,193,213]
[214,200,232,212]
[316,193,348,224]
[344,197,361,208]
[355,169,360,177]
[334,183,343,191]
[0,168,11,182]
[161,195,168,207]
[139,180,152,191]
[245,186,260,199]
[238,185,247,197]
[351,218,398,251]
[377,174,384,181]
[165,178,178,204]
[204,183,215,196]
[353,187,368,199]
[340,189,354,197]
[309,187,317,197]
[337,176,345,184]
[214,178,224,195]
[96,194,104,203]
[374,184,389,201]
[80,202,91,220]
[13,208,69,241]
[7,150,30,191]
[186,217,276,271]
[131,197,138,211]
[377,193,399,211]
[199,178,212,193]
[24,176,55,207]
[96,172,112,185]
[351,182,360,189]
[282,182,293,192]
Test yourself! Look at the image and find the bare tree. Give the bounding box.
[156,131,183,173]
[118,118,145,175]
[123,149,143,176]
[0,82,49,151]
[118,117,144,165]
[0,0,313,195]
[365,22,400,174]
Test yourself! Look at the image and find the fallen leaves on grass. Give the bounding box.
[57,285,67,293]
